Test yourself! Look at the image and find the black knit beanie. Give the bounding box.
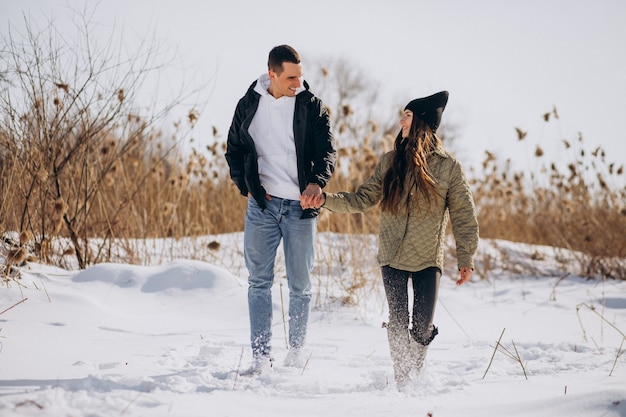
[404,91,449,132]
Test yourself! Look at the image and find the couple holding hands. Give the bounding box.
[225,44,478,388]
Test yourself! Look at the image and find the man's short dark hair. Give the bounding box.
[268,45,301,74]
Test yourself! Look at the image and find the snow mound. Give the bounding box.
[72,259,243,293]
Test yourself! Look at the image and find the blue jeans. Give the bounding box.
[244,196,316,358]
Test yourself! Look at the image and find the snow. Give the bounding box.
[1,233,625,416]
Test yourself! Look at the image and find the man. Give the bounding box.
[225,45,336,375]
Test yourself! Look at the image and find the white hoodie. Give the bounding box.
[248,73,304,200]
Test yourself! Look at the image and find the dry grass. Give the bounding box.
[2,81,624,279]
[0,11,624,279]
[2,109,624,279]
[469,125,625,278]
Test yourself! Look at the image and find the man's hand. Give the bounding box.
[247,192,272,200]
[456,267,472,286]
[300,193,324,209]
[300,184,322,209]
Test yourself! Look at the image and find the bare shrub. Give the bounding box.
[471,110,626,278]
[1,20,623,283]
[0,8,202,267]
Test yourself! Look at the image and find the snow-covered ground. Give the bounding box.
[0,233,624,417]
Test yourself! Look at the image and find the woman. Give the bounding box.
[302,91,479,387]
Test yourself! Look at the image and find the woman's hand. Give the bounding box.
[456,267,472,286]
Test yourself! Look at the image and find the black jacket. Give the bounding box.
[225,79,337,213]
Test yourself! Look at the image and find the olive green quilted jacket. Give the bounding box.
[323,148,479,272]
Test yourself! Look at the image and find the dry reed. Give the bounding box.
[0,11,624,279]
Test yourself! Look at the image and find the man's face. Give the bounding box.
[268,62,302,98]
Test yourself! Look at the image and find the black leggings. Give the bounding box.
[381,265,440,344]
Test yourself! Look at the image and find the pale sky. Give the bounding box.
[2,0,626,173]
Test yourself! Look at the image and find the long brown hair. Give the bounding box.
[380,117,443,214]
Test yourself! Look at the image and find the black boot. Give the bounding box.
[385,324,413,386]
[410,325,438,371]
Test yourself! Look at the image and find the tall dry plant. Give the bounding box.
[471,109,626,278]
[2,24,623,284]
[306,58,397,235]
[0,9,202,268]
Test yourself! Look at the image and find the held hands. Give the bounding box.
[300,184,325,209]
[456,267,472,286]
